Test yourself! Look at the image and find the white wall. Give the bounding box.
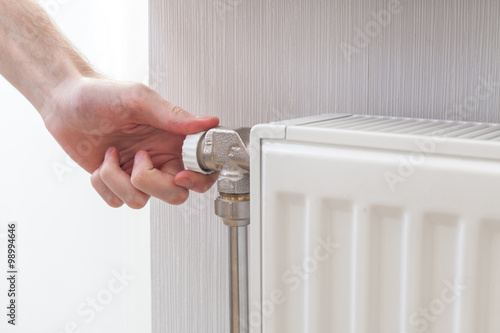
[0,1,150,332]
[150,0,500,332]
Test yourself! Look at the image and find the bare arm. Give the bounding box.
[0,0,96,112]
[0,0,219,208]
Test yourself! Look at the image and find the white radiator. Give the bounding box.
[249,114,500,333]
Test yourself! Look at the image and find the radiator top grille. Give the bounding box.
[307,115,500,142]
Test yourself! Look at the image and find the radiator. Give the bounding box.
[249,114,500,333]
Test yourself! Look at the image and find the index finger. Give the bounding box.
[129,85,219,135]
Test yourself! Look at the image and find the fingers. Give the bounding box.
[131,151,190,205]
[129,85,219,135]
[90,166,124,208]
[174,170,219,193]
[100,148,151,209]
[91,146,215,208]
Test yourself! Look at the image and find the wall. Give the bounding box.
[150,0,500,331]
[0,1,150,332]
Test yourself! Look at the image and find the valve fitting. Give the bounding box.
[182,127,251,195]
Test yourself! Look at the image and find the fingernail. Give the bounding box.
[134,152,145,164]
[176,178,193,189]
[105,147,114,158]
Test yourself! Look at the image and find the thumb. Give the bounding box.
[138,91,219,135]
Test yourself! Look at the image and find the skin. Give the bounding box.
[0,0,219,208]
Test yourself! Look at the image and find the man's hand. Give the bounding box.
[0,0,219,208]
[45,77,219,208]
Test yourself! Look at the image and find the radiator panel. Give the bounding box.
[252,116,500,333]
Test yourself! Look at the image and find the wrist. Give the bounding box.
[39,69,102,126]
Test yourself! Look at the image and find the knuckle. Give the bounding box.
[131,168,149,189]
[168,104,190,125]
[90,172,100,188]
[127,83,151,108]
[99,164,113,180]
[126,195,148,210]
[107,197,124,208]
[170,104,185,115]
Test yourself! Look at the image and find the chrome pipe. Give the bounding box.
[229,226,249,333]
[215,195,250,333]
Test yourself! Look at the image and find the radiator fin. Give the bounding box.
[476,220,500,333]
[366,206,405,333]
[316,199,353,332]
[264,198,500,332]
[419,213,460,333]
[266,193,307,332]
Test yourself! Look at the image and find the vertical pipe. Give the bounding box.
[229,225,249,333]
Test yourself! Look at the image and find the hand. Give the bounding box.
[43,77,220,208]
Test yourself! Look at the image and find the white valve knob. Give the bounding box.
[182,132,213,174]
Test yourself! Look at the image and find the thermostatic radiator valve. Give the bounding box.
[182,127,251,333]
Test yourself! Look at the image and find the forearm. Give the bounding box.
[0,0,98,116]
